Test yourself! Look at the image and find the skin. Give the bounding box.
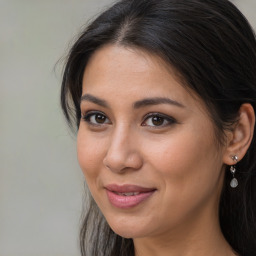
[77,44,251,256]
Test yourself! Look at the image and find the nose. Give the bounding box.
[103,126,143,173]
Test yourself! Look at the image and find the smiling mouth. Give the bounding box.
[105,184,156,208]
[113,192,140,196]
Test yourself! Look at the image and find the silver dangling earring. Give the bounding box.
[230,155,238,188]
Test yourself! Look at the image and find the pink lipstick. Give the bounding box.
[105,184,156,209]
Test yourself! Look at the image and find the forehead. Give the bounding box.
[82,44,200,108]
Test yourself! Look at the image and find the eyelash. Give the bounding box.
[81,111,177,128]
[81,111,111,126]
[142,113,177,128]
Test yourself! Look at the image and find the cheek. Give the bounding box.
[77,130,105,181]
[141,128,224,229]
[145,126,222,197]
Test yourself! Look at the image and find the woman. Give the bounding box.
[61,0,256,255]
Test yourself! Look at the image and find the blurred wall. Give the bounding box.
[0,1,255,256]
[0,1,115,256]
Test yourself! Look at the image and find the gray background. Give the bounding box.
[0,0,255,255]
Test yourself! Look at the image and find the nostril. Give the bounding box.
[103,155,126,173]
[105,164,111,170]
[103,151,143,173]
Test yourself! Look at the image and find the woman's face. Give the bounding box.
[77,45,227,239]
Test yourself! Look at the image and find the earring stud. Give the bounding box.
[232,155,238,162]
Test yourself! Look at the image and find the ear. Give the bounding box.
[223,103,255,165]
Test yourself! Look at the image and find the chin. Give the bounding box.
[111,227,144,239]
[106,217,151,239]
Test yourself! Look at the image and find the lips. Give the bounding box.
[114,192,140,196]
[105,184,156,209]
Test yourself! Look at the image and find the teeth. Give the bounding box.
[117,192,140,196]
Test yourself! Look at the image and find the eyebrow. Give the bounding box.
[80,94,184,109]
[80,94,109,108]
[134,97,185,109]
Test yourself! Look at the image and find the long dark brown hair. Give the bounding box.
[60,0,256,255]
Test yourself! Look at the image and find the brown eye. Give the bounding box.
[95,114,106,123]
[152,116,164,126]
[142,113,176,127]
[83,112,110,125]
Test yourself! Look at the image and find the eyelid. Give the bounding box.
[142,112,177,127]
[81,110,176,128]
[81,110,111,126]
